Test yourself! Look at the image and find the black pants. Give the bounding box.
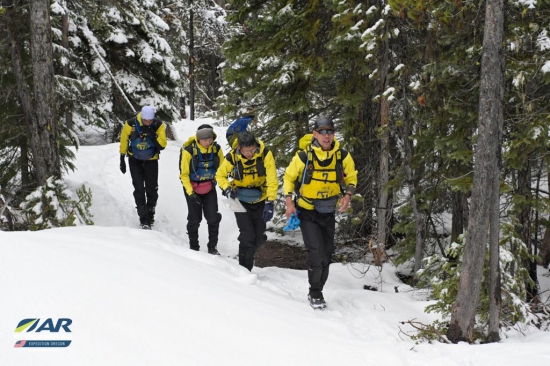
[129,157,159,223]
[184,188,221,250]
[298,207,335,299]
[235,200,266,271]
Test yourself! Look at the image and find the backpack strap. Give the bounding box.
[295,147,347,195]
[186,141,220,177]
[229,146,268,181]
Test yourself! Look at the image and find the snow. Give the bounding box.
[2,117,550,365]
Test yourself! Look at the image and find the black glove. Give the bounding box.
[120,155,126,174]
[189,193,201,205]
[223,187,236,199]
[262,201,274,223]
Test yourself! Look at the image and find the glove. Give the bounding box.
[283,212,301,232]
[120,155,126,174]
[189,193,201,205]
[262,201,274,223]
[223,187,236,199]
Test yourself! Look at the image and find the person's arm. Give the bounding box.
[119,121,132,155]
[215,153,234,191]
[282,154,304,218]
[179,149,194,196]
[216,145,225,166]
[152,122,167,151]
[338,153,358,212]
[263,150,279,201]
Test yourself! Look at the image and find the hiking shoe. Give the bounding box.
[141,223,152,230]
[190,246,200,251]
[308,294,327,309]
[208,248,220,255]
[147,208,155,226]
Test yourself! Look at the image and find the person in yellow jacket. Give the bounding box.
[216,131,278,271]
[119,106,167,229]
[179,124,225,254]
[283,117,357,309]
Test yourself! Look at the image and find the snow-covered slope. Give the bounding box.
[1,117,550,366]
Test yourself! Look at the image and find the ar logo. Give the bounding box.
[15,318,72,333]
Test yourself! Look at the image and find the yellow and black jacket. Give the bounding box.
[283,134,357,211]
[179,134,225,196]
[216,139,278,203]
[119,112,167,160]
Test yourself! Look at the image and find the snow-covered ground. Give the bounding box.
[1,117,550,366]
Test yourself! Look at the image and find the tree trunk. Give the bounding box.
[61,4,73,129]
[517,166,539,302]
[488,147,502,342]
[447,0,504,344]
[4,0,36,184]
[451,190,466,244]
[29,0,60,183]
[538,226,550,268]
[376,24,390,258]
[20,135,30,191]
[189,3,195,120]
[401,71,424,274]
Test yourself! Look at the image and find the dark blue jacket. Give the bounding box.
[226,115,254,138]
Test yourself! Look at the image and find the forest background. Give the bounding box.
[1,0,550,344]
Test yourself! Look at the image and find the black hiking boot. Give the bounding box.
[141,223,152,230]
[147,207,155,226]
[208,247,220,255]
[308,294,327,309]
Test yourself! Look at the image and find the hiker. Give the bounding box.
[179,124,224,254]
[283,117,357,309]
[119,106,167,229]
[226,106,256,147]
[216,131,278,271]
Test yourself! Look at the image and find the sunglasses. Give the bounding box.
[316,129,335,136]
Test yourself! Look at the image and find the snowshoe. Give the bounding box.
[308,294,327,310]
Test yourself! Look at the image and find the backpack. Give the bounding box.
[226,146,269,181]
[128,116,162,160]
[294,134,347,197]
[181,141,221,182]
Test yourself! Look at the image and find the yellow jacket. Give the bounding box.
[216,139,278,203]
[283,135,357,210]
[179,135,225,196]
[119,112,167,160]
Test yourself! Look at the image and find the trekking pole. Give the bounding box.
[89,44,136,113]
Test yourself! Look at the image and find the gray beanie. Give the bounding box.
[196,125,214,140]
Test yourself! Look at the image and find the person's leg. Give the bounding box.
[202,189,221,252]
[129,158,147,224]
[319,212,336,292]
[143,160,159,224]
[248,200,267,270]
[184,189,203,250]
[235,208,256,271]
[299,208,325,299]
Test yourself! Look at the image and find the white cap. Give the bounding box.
[141,106,155,120]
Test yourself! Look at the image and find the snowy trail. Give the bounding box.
[49,117,550,366]
[64,120,460,347]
